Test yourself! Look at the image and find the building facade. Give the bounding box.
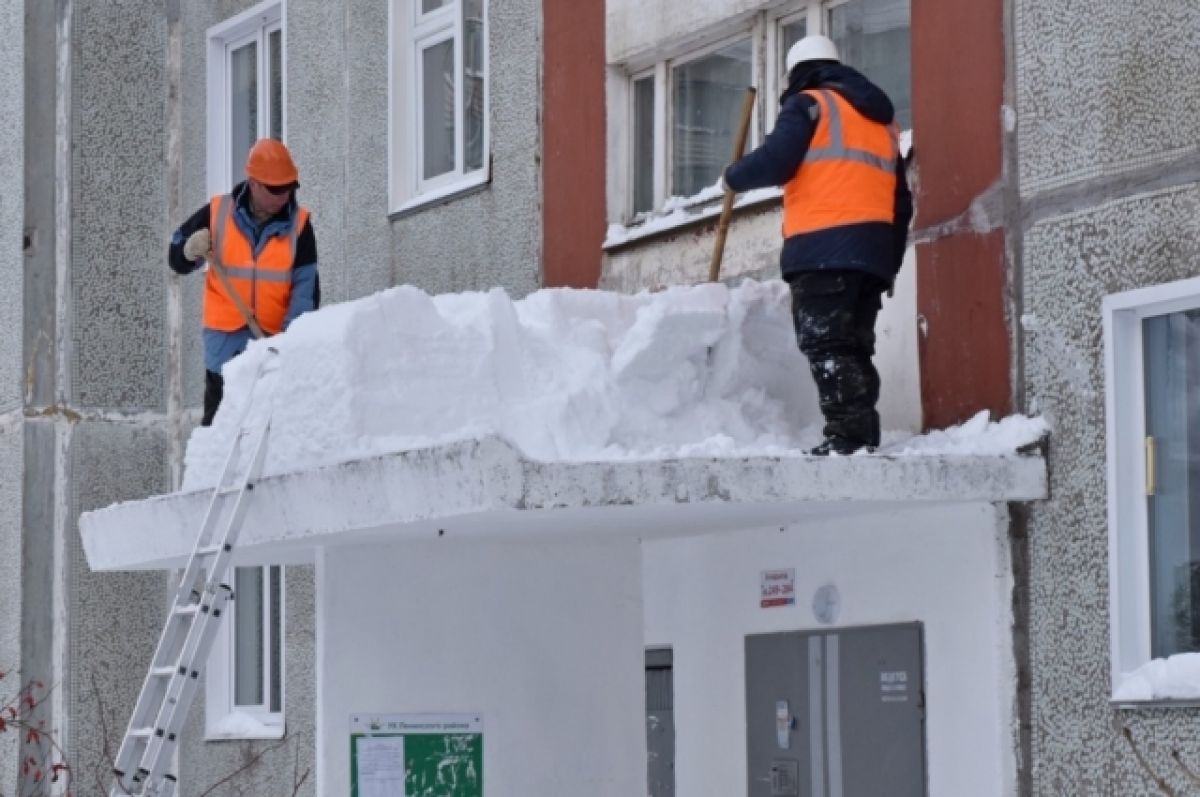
[6,0,1200,793]
[5,0,604,793]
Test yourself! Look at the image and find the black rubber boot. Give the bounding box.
[808,436,874,456]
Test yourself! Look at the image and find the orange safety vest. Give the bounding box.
[783,89,899,238]
[204,194,309,335]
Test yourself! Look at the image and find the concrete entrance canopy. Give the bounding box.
[80,435,1046,572]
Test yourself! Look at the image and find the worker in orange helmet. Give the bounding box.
[168,138,319,426]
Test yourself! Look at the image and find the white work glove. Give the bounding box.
[717,172,732,194]
[183,228,211,262]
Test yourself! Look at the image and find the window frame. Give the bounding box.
[205,566,288,739]
[206,0,286,196]
[628,66,659,218]
[664,30,758,205]
[1104,276,1200,703]
[204,0,289,739]
[389,0,491,215]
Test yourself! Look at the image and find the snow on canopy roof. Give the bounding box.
[182,280,1048,492]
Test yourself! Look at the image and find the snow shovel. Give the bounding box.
[708,86,758,283]
[206,249,267,340]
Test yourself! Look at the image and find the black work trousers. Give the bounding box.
[787,270,888,448]
[202,370,224,427]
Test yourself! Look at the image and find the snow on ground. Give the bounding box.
[182,279,1046,491]
[1114,653,1200,702]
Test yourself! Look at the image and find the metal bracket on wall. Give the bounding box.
[23,227,36,256]
[1145,436,1156,496]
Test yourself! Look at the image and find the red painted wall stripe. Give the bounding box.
[542,0,606,289]
[912,0,1011,428]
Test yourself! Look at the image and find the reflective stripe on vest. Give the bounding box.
[204,194,309,335]
[782,89,899,238]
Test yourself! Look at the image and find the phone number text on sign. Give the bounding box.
[760,569,796,608]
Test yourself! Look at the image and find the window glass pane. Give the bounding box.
[463,0,485,172]
[269,566,283,713]
[422,39,456,180]
[230,41,258,186]
[1144,310,1200,658]
[632,76,655,214]
[670,38,752,198]
[269,29,283,140]
[234,567,265,706]
[828,0,911,128]
[422,0,451,13]
[780,18,808,75]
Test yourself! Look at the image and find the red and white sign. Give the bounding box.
[760,569,796,608]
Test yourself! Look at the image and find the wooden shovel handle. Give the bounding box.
[709,87,758,283]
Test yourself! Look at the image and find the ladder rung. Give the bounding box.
[197,543,231,557]
[172,604,200,617]
[151,666,178,678]
[130,726,155,739]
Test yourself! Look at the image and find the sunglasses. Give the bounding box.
[261,182,296,196]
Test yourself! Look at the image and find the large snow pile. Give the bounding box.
[182,280,1048,491]
[183,280,812,489]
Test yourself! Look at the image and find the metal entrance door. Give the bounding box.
[746,623,926,797]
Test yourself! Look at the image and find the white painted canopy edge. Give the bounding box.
[80,435,1047,571]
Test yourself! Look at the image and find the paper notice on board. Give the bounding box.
[356,736,406,797]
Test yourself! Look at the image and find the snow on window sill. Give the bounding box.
[389,171,491,220]
[1111,651,1200,707]
[206,710,285,741]
[604,183,782,252]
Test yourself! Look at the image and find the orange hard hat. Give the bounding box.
[245,139,299,187]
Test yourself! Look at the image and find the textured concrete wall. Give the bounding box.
[340,0,394,300]
[1015,0,1200,791]
[1022,188,1200,793]
[0,45,24,797]
[72,0,168,412]
[0,423,21,797]
[285,0,393,303]
[63,0,172,787]
[66,422,169,788]
[607,0,762,62]
[390,0,543,298]
[1015,4,1200,198]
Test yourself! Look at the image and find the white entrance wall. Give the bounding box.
[317,537,647,796]
[643,501,1016,797]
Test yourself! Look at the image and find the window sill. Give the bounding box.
[1112,697,1200,710]
[389,172,491,220]
[205,711,285,741]
[603,186,782,254]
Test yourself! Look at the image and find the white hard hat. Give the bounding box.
[785,35,840,73]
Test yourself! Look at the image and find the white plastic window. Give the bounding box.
[1105,277,1200,702]
[390,0,490,213]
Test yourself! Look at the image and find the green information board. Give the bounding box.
[350,713,483,797]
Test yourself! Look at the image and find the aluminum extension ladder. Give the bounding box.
[110,353,278,797]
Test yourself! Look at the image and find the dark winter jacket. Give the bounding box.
[724,63,913,282]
